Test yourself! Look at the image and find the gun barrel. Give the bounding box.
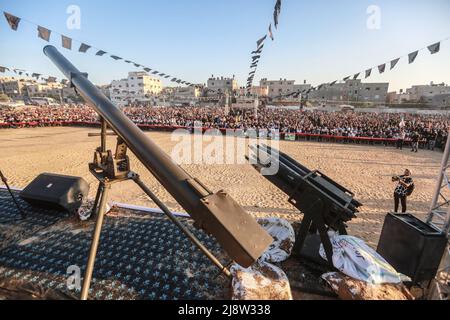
[43,45,272,267]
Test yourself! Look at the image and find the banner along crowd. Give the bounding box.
[0,105,448,150]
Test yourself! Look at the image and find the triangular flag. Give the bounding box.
[353,73,360,80]
[390,58,400,70]
[365,69,372,78]
[256,35,267,48]
[133,63,141,67]
[61,35,72,50]
[96,50,107,56]
[0,66,6,73]
[79,43,91,53]
[4,12,20,31]
[143,68,151,72]
[268,24,274,41]
[378,64,386,74]
[251,45,264,54]
[152,71,159,74]
[408,51,418,64]
[428,42,440,54]
[274,0,281,29]
[343,76,350,81]
[165,75,171,79]
[330,80,337,86]
[37,26,51,42]
[110,55,122,60]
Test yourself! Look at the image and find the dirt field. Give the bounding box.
[0,126,442,247]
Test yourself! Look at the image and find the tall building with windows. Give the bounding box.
[110,72,162,106]
[309,79,389,103]
[259,78,311,98]
[207,76,238,94]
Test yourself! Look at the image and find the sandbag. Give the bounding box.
[319,234,408,284]
[230,261,292,300]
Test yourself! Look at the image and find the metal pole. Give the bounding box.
[81,183,110,300]
[428,129,450,223]
[100,119,107,153]
[132,174,231,278]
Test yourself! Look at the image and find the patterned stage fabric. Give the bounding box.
[0,190,67,250]
[0,190,228,300]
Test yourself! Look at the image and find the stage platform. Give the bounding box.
[0,188,335,300]
[0,189,230,300]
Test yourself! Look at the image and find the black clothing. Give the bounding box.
[394,193,407,213]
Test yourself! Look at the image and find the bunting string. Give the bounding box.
[275,37,450,99]
[245,0,282,92]
[1,11,195,87]
[0,64,60,83]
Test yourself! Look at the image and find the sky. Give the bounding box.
[0,0,449,92]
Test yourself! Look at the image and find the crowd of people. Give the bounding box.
[0,104,449,151]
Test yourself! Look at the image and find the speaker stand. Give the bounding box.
[80,118,231,300]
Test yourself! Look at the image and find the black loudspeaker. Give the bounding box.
[377,213,447,283]
[20,173,90,213]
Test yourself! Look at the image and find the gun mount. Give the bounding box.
[248,144,362,267]
[43,45,272,299]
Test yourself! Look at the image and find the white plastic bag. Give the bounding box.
[319,234,407,284]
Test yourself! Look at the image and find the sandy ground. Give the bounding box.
[0,127,443,248]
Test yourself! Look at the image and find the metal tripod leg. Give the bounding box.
[90,183,103,218]
[292,214,313,257]
[292,198,322,256]
[80,183,110,300]
[132,173,231,278]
